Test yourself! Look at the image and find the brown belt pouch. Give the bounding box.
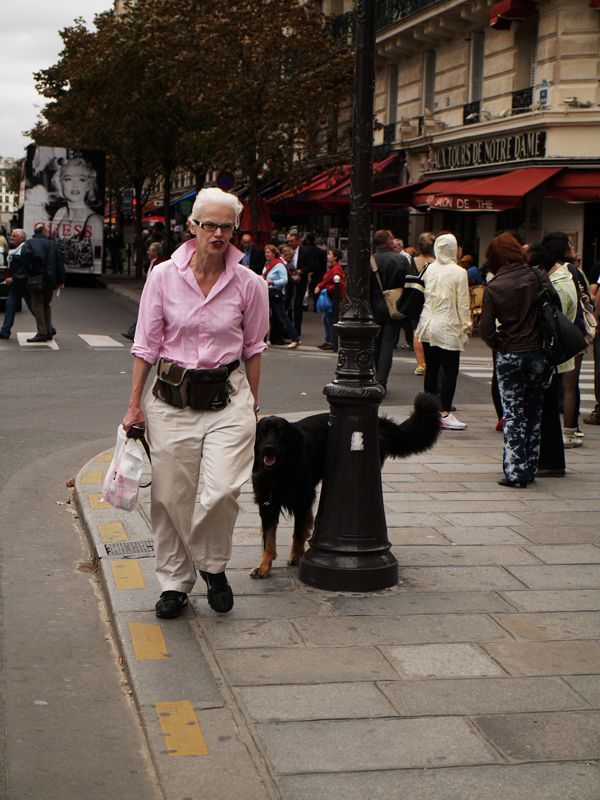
[153,358,189,408]
[188,366,231,411]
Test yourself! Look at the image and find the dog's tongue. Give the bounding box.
[264,455,276,467]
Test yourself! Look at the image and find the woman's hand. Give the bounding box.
[314,286,320,294]
[123,405,145,433]
[267,278,274,285]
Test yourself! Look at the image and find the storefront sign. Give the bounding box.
[433,131,546,170]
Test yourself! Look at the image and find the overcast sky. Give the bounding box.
[1,1,111,160]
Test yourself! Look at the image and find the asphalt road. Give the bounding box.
[0,284,497,796]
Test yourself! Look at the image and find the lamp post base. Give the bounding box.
[299,550,398,592]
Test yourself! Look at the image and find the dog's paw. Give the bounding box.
[250,565,271,579]
[287,555,301,566]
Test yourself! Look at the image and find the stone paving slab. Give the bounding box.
[379,643,507,679]
[499,589,600,612]
[562,675,600,707]
[191,592,324,620]
[439,512,529,527]
[324,590,515,616]
[510,526,600,544]
[199,619,304,649]
[400,566,527,592]
[506,565,600,589]
[292,613,510,647]
[513,511,600,526]
[387,527,449,545]
[393,545,541,566]
[277,763,600,800]
[494,611,600,641]
[216,647,398,686]
[473,711,600,762]
[523,545,600,564]
[378,676,591,716]
[236,682,396,722]
[256,717,498,774]
[386,500,532,514]
[482,641,600,677]
[434,526,535,545]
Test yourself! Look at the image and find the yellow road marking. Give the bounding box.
[89,493,109,509]
[82,470,103,484]
[155,701,208,756]
[129,623,169,660]
[95,451,114,462]
[111,560,146,590]
[98,522,127,542]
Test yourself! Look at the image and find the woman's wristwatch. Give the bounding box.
[253,406,260,414]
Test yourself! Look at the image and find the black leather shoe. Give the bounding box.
[155,591,188,619]
[199,570,234,613]
[27,333,48,342]
[122,331,134,341]
[498,478,528,488]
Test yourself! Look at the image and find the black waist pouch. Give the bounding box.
[188,366,232,411]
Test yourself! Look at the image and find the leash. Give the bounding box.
[127,424,152,488]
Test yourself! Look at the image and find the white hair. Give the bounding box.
[191,187,243,225]
[12,229,27,240]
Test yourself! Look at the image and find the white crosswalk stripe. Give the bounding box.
[17,332,59,350]
[78,334,124,348]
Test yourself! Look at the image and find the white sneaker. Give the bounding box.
[563,428,583,448]
[442,413,467,430]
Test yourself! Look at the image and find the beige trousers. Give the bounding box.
[144,366,256,593]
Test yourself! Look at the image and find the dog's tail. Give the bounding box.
[379,392,442,462]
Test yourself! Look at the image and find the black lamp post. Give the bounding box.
[298,0,398,592]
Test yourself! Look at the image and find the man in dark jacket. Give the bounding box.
[370,229,409,392]
[0,229,36,339]
[238,233,265,275]
[20,223,65,342]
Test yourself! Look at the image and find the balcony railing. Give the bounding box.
[383,122,396,143]
[376,0,446,33]
[463,100,481,125]
[512,86,534,115]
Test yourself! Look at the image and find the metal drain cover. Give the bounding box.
[96,539,155,559]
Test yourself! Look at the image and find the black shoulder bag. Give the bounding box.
[532,267,587,368]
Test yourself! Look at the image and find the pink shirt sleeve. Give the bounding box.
[241,274,269,361]
[131,268,164,365]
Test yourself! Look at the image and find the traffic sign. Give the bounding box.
[216,171,236,191]
[123,188,134,216]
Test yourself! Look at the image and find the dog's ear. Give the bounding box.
[252,418,266,473]
[284,419,304,456]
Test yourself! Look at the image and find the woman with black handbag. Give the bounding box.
[263,244,300,349]
[528,232,579,476]
[480,234,559,487]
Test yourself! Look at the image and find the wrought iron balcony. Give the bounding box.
[383,122,396,143]
[376,0,446,33]
[512,86,534,115]
[463,100,481,125]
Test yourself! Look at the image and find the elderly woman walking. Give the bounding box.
[123,188,269,618]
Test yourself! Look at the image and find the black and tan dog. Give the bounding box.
[250,392,442,578]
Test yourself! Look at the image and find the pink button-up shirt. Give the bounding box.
[131,240,269,369]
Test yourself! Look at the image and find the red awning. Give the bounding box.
[490,0,536,29]
[317,155,398,202]
[413,167,563,211]
[269,167,351,204]
[372,180,432,207]
[546,169,600,203]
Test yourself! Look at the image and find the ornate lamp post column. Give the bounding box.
[298,0,398,592]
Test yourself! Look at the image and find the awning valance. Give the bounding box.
[412,167,563,211]
[546,169,600,203]
[371,180,432,207]
[490,0,536,29]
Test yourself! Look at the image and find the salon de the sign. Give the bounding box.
[433,131,546,170]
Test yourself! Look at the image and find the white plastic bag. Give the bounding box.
[102,425,145,511]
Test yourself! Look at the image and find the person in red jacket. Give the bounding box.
[314,248,345,350]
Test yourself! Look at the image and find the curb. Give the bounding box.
[96,276,142,308]
[73,450,278,800]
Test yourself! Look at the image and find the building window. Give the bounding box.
[388,64,398,126]
[514,12,538,94]
[469,32,485,103]
[423,51,436,114]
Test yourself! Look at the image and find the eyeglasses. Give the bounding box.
[192,219,236,234]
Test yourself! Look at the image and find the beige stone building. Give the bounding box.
[323,0,600,268]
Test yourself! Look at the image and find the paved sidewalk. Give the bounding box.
[74,400,600,800]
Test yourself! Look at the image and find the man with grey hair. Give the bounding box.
[0,229,35,339]
[20,223,65,342]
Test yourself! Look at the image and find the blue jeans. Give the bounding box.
[0,279,34,337]
[496,350,552,482]
[323,311,334,344]
[270,295,299,342]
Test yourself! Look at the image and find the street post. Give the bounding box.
[298,0,398,592]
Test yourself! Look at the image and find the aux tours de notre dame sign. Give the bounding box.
[433,131,546,170]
